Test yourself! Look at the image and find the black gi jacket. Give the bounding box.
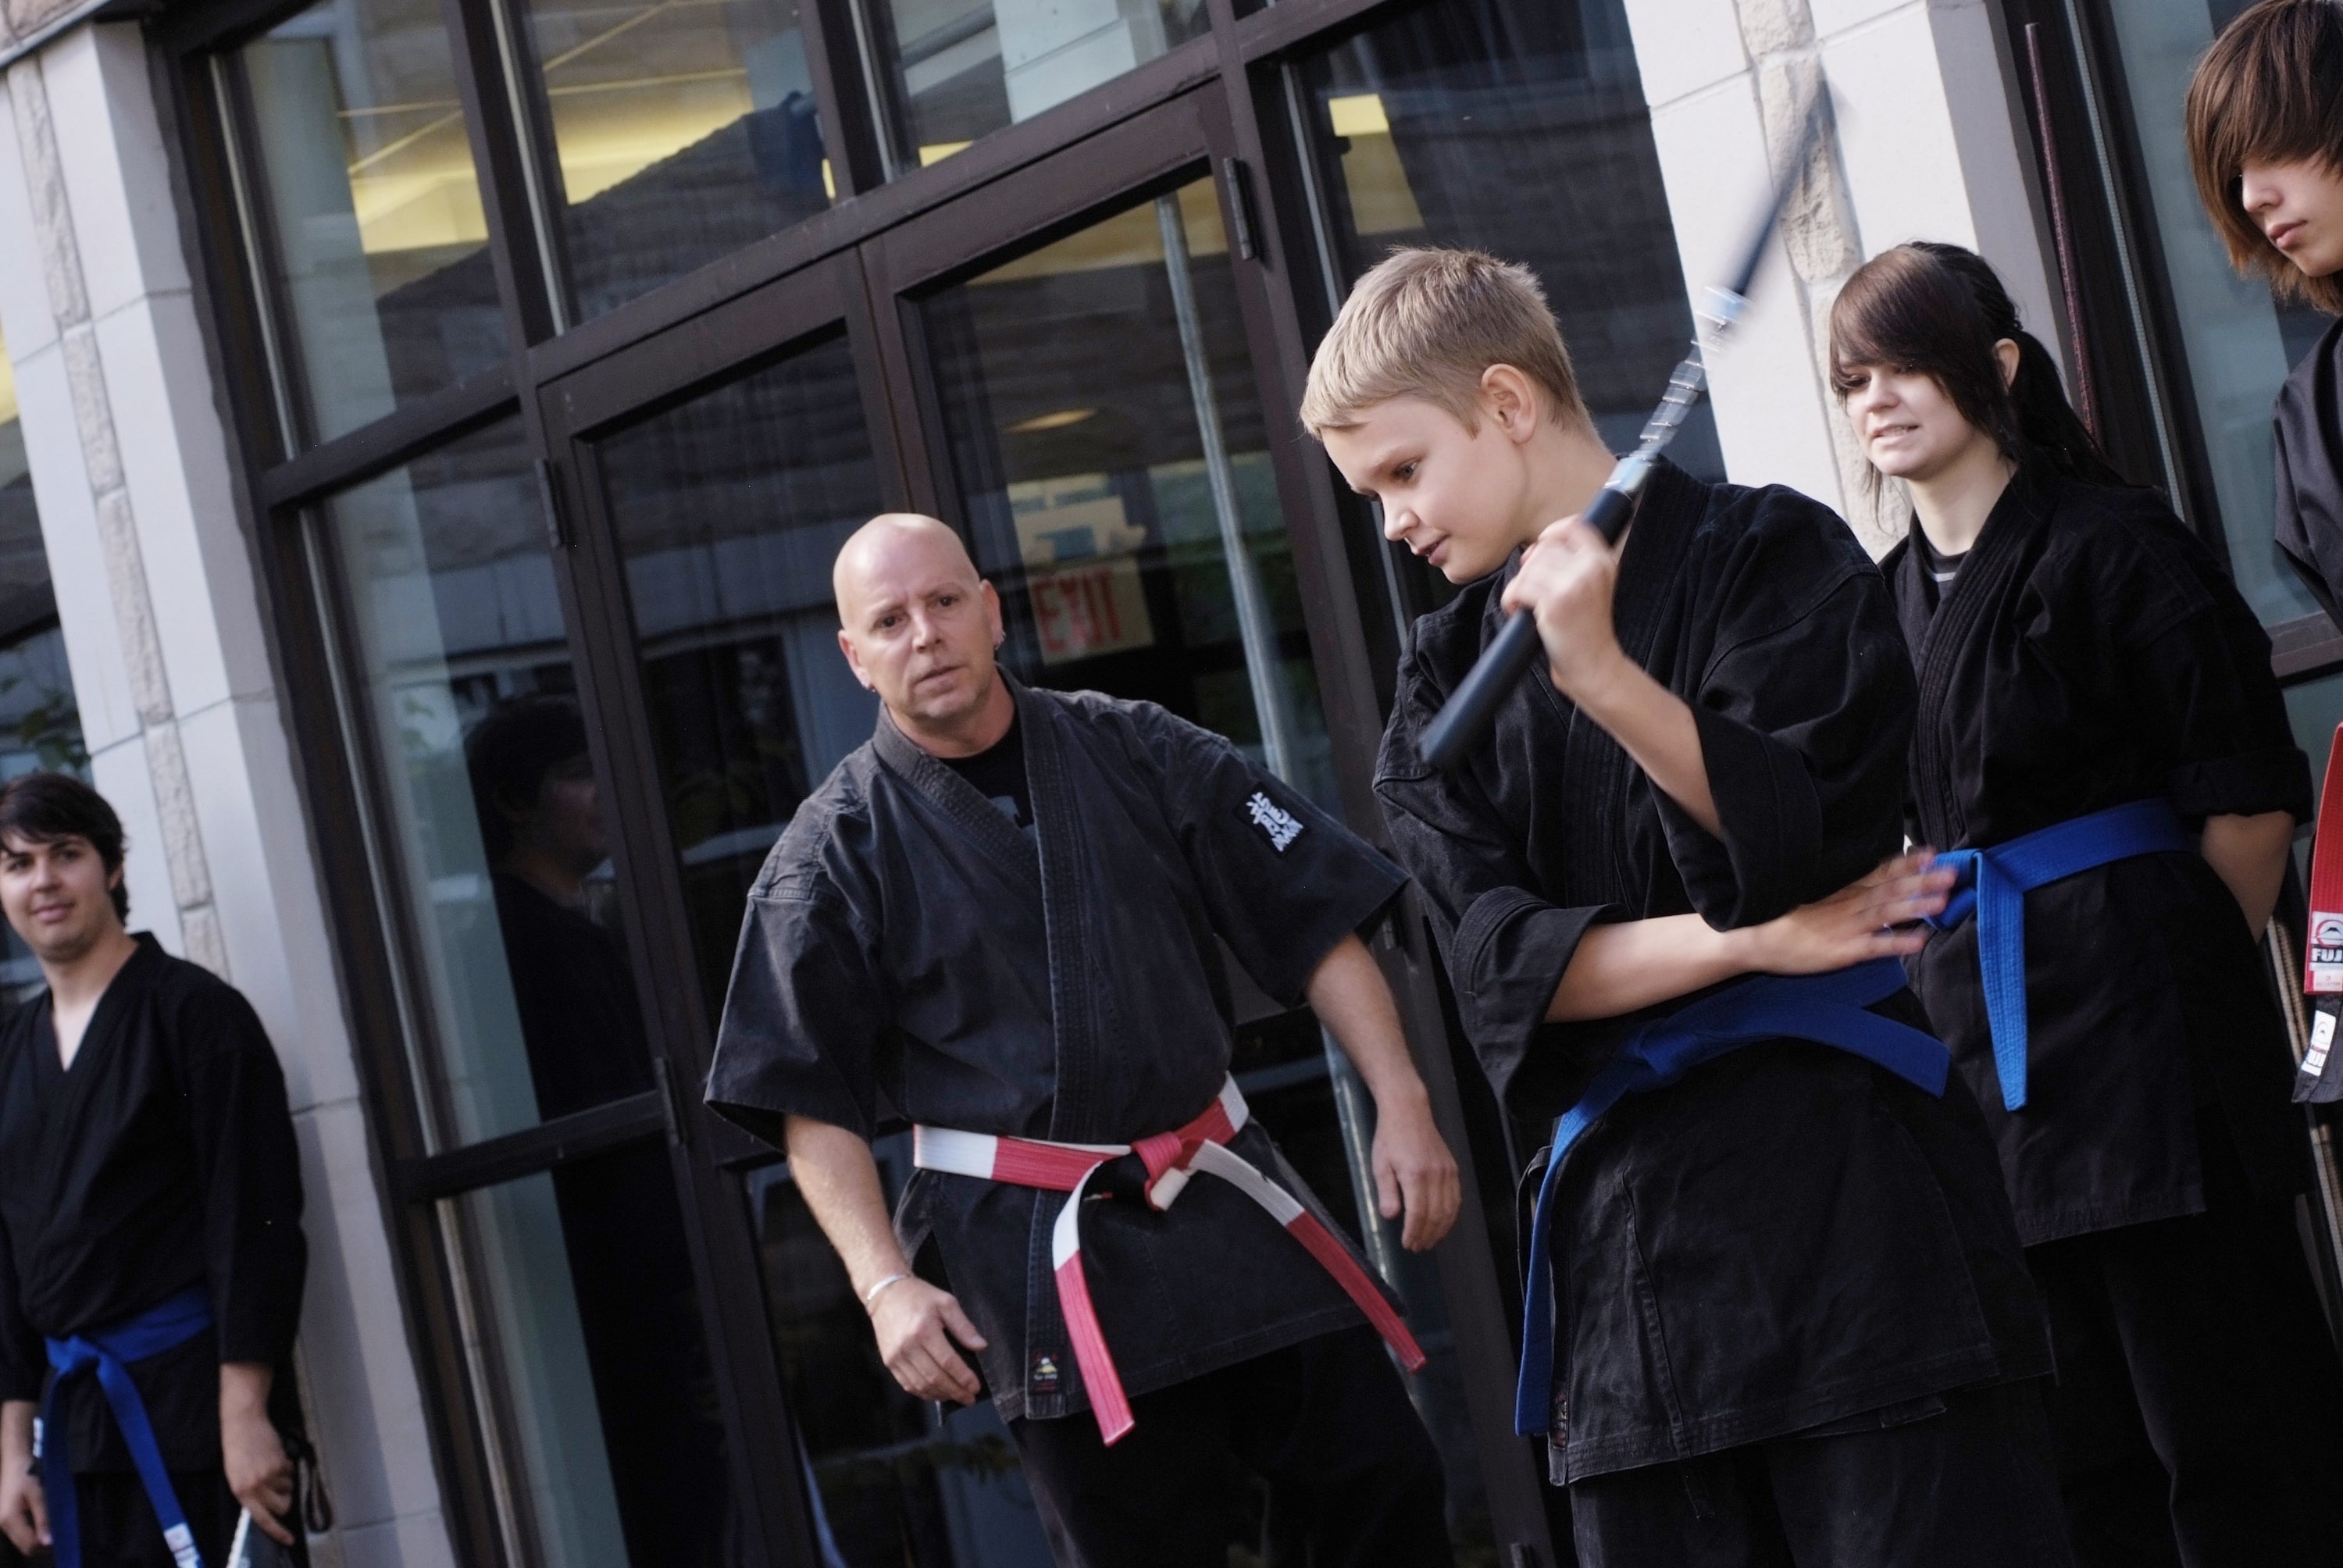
[2276,316,2343,626]
[708,679,1407,1422]
[1889,466,2314,1245]
[0,936,307,1472]
[1378,461,2048,1481]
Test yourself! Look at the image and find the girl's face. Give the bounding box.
[2241,157,2343,280]
[1837,364,1988,483]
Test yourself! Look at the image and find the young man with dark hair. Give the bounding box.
[2187,0,2343,619]
[0,773,308,1567]
[1308,248,2067,1566]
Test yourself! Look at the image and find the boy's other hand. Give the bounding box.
[1742,850,1953,976]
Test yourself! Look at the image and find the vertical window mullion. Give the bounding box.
[437,0,569,341]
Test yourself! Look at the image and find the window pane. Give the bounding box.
[926,178,1339,805]
[450,1139,733,1566]
[864,0,1207,175]
[237,0,508,447]
[317,420,653,1149]
[0,325,88,1000]
[595,333,886,1011]
[747,1144,1055,1565]
[2096,0,2333,625]
[1296,0,1723,481]
[514,0,836,321]
[919,176,1492,1558]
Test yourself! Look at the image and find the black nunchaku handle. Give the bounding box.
[1417,479,1639,771]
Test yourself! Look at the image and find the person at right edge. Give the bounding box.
[1309,248,2068,1566]
[2185,0,2343,622]
[1830,239,2343,1566]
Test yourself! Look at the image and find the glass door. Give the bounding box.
[859,83,1529,1565]
[536,78,1551,1568]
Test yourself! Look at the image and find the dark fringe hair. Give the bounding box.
[1829,242,2129,490]
[2185,0,2343,316]
[465,694,590,864]
[0,772,128,922]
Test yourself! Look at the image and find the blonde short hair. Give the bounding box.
[1300,248,1589,437]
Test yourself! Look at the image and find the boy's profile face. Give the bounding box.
[1321,380,1538,585]
[2242,157,2343,280]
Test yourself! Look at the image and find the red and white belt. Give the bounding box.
[913,1076,1427,1444]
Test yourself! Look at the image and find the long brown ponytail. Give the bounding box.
[1830,241,2129,488]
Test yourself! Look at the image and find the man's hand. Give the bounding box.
[1741,850,1952,975]
[1370,1089,1460,1252]
[221,1363,294,1546]
[869,1278,988,1406]
[1500,517,1631,703]
[0,1400,44,1556]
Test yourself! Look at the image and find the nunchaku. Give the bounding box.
[1415,95,1829,772]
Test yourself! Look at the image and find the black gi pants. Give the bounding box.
[1007,1324,1452,1568]
[2025,1197,2343,1568]
[66,1469,237,1567]
[1567,1378,2074,1567]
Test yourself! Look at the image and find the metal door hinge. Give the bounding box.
[1221,156,1261,262]
[534,457,571,553]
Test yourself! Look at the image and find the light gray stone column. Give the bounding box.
[0,22,453,1568]
[1622,0,2064,554]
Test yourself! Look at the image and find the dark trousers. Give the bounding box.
[1567,1378,2074,1568]
[2026,1199,2343,1568]
[1007,1324,1452,1568]
[66,1469,236,1568]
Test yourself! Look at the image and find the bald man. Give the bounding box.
[708,515,1461,1567]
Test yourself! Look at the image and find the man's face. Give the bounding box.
[500,754,606,877]
[836,528,1005,731]
[2242,156,2343,280]
[0,831,123,965]
[1321,394,1531,584]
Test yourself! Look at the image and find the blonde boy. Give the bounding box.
[1312,248,2066,1568]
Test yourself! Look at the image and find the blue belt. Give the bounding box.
[1514,957,1949,1435]
[41,1285,214,1568]
[1924,798,2191,1113]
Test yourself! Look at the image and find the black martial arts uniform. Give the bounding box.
[708,678,1450,1568]
[2276,316,2343,624]
[1888,464,2343,1568]
[1378,459,2064,1568]
[0,935,308,1567]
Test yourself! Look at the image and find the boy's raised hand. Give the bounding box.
[1500,517,1628,702]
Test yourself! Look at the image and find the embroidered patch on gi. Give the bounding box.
[1030,1353,1061,1394]
[1245,791,1305,852]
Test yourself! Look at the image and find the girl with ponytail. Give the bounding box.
[1829,241,2343,1566]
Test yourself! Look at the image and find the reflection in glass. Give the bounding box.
[922,177,1487,1556]
[237,0,506,445]
[1297,0,1723,480]
[0,326,89,998]
[747,1141,1054,1566]
[864,0,1207,174]
[514,0,835,320]
[596,333,885,1010]
[452,1139,732,1567]
[316,420,651,1148]
[2096,0,2332,625]
[927,178,1333,803]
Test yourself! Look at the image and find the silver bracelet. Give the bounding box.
[861,1271,912,1313]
